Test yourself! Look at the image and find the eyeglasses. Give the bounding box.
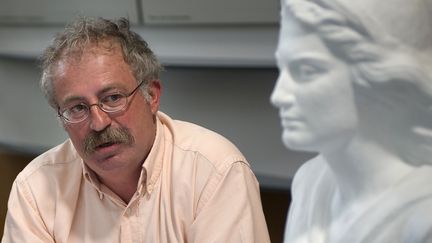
[58,81,144,123]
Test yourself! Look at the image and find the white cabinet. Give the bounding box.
[0,0,278,26]
[140,0,279,25]
[0,0,139,25]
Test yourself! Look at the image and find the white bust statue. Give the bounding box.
[271,0,432,242]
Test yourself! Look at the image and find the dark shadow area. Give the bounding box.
[260,187,291,243]
[0,151,36,237]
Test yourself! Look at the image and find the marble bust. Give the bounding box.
[270,0,432,242]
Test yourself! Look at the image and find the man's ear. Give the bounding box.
[147,80,162,114]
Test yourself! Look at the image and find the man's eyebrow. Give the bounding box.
[61,96,85,107]
[97,84,127,95]
[98,86,117,95]
[60,84,125,107]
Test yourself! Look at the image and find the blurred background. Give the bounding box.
[0,0,315,241]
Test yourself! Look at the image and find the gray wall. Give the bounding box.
[0,58,66,150]
[0,57,314,189]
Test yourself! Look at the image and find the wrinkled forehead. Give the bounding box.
[50,41,125,80]
[49,42,128,90]
[62,40,122,62]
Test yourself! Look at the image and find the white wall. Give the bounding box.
[0,57,315,189]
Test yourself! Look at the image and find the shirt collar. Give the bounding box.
[82,161,105,199]
[141,113,165,195]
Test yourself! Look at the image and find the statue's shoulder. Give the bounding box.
[291,155,331,194]
[293,155,327,180]
[401,197,432,242]
[396,168,432,242]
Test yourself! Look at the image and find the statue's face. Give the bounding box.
[271,20,358,152]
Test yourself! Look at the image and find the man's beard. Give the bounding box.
[83,127,134,155]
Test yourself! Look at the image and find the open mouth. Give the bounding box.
[96,142,117,149]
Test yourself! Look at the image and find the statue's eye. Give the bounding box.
[289,60,326,82]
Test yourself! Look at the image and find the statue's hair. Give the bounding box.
[40,16,163,107]
[283,0,432,165]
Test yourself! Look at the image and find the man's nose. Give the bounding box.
[88,104,112,132]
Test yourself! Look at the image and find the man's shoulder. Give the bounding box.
[159,112,248,171]
[16,139,82,182]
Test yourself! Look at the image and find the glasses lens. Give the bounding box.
[62,103,89,123]
[100,93,127,112]
[60,85,139,123]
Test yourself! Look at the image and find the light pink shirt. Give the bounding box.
[2,112,270,243]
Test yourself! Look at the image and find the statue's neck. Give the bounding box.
[322,136,415,209]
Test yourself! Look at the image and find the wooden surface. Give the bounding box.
[0,152,35,238]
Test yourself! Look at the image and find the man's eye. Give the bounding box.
[68,104,87,114]
[289,62,325,82]
[102,94,124,105]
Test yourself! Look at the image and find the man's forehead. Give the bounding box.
[60,40,122,62]
[52,47,121,78]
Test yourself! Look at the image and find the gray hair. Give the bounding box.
[40,16,163,107]
[283,0,432,165]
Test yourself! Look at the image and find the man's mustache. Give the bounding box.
[83,127,134,155]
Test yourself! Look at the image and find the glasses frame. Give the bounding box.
[58,80,145,124]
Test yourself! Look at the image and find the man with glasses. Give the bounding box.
[2,17,270,243]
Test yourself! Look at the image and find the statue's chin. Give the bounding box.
[281,130,317,152]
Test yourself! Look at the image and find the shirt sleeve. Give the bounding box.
[187,161,271,243]
[2,180,55,243]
